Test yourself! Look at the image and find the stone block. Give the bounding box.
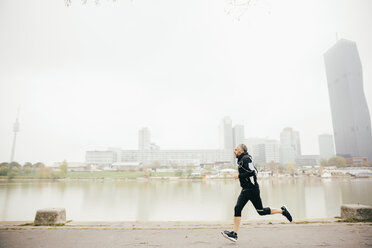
[341,204,372,221]
[34,208,66,225]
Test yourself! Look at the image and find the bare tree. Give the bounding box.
[64,0,118,7]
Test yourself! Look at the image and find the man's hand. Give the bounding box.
[234,173,239,180]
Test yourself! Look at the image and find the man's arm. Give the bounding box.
[238,158,255,179]
[238,170,255,179]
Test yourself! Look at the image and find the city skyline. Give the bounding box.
[85,123,338,167]
[1,0,372,164]
[0,113,357,165]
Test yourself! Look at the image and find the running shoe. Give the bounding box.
[281,205,293,222]
[221,230,238,242]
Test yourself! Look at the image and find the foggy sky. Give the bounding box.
[0,0,372,164]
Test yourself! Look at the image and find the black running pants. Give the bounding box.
[234,187,271,217]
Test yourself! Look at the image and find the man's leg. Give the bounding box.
[250,188,271,216]
[270,208,282,214]
[233,190,249,233]
[233,216,241,233]
[250,188,292,221]
[221,190,249,242]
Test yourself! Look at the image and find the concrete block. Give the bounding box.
[341,204,372,221]
[34,208,66,225]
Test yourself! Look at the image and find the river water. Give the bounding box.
[1,177,372,221]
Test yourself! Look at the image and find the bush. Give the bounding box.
[38,167,57,179]
[4,166,20,179]
[9,162,21,169]
[59,160,68,178]
[175,169,183,177]
[24,166,32,175]
[7,170,16,179]
[0,166,9,176]
[328,156,346,167]
[33,162,46,170]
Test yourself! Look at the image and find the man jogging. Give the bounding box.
[221,144,292,242]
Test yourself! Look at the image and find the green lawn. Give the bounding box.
[3,172,40,178]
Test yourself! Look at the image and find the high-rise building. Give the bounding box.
[252,139,280,165]
[280,127,301,165]
[233,124,245,149]
[219,117,233,150]
[138,127,151,150]
[279,145,296,165]
[324,39,372,161]
[245,137,268,155]
[318,134,335,159]
[86,149,234,167]
[280,127,301,156]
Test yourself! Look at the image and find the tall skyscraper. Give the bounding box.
[219,117,233,150]
[280,127,301,155]
[324,39,372,161]
[318,134,335,159]
[138,127,151,150]
[252,139,280,165]
[280,127,301,165]
[233,124,245,149]
[279,145,296,165]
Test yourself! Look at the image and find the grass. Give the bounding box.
[18,222,33,226]
[336,218,372,223]
[19,222,66,226]
[1,172,40,179]
[295,221,310,224]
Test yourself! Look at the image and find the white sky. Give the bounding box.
[0,0,371,164]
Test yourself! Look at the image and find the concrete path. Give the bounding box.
[1,221,372,248]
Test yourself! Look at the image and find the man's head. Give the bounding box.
[234,144,247,158]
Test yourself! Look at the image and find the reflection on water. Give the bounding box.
[1,178,372,221]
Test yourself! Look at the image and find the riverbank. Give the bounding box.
[2,167,372,181]
[0,174,363,181]
[1,220,371,248]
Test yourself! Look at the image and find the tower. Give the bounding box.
[324,39,372,161]
[10,110,20,162]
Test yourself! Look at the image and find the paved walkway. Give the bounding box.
[1,220,372,248]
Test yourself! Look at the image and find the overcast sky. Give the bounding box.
[0,0,371,164]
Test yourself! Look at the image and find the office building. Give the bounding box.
[280,127,301,164]
[318,134,335,159]
[219,117,233,151]
[138,127,151,150]
[233,124,245,148]
[324,39,372,161]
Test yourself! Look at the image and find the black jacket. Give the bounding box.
[237,152,258,189]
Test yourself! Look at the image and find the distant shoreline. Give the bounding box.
[1,175,370,182]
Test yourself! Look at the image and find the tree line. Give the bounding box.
[0,161,68,179]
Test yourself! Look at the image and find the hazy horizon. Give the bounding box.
[1,0,372,164]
